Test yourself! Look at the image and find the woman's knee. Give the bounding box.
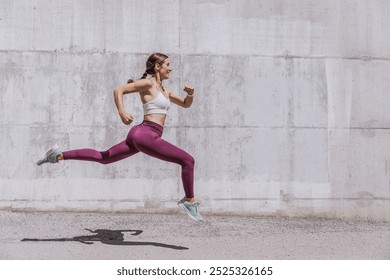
[98,151,110,164]
[183,154,195,168]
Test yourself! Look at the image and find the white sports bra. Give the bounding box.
[143,91,171,115]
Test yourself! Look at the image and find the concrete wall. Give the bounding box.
[1,0,390,220]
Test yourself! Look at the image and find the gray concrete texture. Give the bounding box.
[1,0,390,220]
[1,211,390,259]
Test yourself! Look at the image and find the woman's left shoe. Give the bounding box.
[36,144,62,165]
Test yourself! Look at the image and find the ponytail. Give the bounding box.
[141,71,148,79]
[126,71,148,84]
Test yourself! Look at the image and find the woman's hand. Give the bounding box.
[183,84,194,96]
[119,111,134,125]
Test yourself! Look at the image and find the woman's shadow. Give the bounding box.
[22,228,188,250]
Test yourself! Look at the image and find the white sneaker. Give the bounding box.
[36,144,62,165]
[178,197,203,222]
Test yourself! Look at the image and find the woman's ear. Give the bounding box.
[154,63,161,72]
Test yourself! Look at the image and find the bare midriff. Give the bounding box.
[144,113,166,126]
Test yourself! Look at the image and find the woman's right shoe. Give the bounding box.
[36,144,62,165]
[178,197,203,222]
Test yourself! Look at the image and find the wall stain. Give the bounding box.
[355,191,374,207]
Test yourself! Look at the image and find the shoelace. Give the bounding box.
[182,200,201,214]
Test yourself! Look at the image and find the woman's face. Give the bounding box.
[158,58,172,80]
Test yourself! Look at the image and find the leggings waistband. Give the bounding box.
[139,120,164,136]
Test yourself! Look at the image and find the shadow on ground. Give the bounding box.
[22,228,189,250]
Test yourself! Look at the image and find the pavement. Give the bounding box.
[1,210,390,260]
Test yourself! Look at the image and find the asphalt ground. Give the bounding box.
[1,210,390,260]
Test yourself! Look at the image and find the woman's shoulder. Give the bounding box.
[164,87,173,95]
[134,78,153,88]
[131,78,153,94]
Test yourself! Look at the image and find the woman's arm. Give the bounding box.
[113,79,153,125]
[169,84,195,108]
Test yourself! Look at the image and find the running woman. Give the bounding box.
[36,53,203,222]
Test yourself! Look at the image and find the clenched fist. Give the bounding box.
[183,84,194,96]
[119,111,134,125]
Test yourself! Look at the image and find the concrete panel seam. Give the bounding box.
[1,49,390,62]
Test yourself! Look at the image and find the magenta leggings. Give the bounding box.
[62,121,194,198]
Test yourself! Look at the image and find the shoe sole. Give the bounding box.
[178,203,202,222]
[36,144,59,165]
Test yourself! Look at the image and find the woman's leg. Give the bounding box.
[128,126,195,198]
[62,140,139,165]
